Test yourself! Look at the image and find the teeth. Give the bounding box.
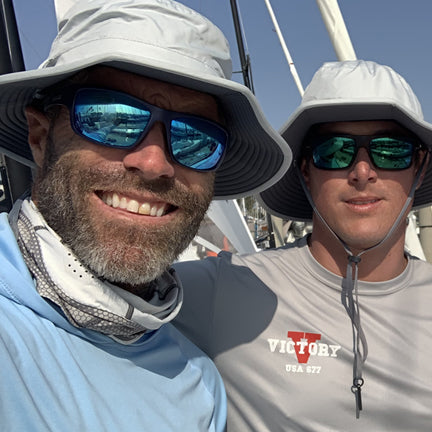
[139,203,151,215]
[119,197,127,209]
[101,192,168,217]
[127,200,139,213]
[112,193,120,208]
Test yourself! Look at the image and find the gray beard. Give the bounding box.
[32,136,214,289]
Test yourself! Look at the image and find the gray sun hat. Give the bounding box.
[0,0,291,199]
[259,60,432,220]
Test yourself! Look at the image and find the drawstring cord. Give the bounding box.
[296,153,427,417]
[343,254,367,418]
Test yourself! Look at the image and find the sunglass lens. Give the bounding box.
[170,118,227,170]
[370,138,414,169]
[73,90,151,148]
[72,89,227,171]
[313,137,355,169]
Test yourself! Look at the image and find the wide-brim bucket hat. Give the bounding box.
[259,60,432,220]
[0,0,291,199]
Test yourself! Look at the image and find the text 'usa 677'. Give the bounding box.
[285,364,322,374]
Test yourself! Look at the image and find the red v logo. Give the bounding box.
[288,331,322,364]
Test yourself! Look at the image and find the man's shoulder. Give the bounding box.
[175,236,305,271]
[174,237,308,296]
[232,236,306,267]
[407,253,432,282]
[0,213,34,299]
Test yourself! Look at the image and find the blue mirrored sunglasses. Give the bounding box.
[43,87,228,172]
[305,134,422,170]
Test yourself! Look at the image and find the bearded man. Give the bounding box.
[0,1,290,430]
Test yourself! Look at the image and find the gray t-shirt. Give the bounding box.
[174,236,432,431]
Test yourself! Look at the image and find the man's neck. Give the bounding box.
[307,229,408,282]
[116,281,155,301]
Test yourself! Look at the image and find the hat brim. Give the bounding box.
[0,53,291,199]
[259,99,432,221]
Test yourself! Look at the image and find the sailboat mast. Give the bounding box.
[229,0,254,92]
[0,0,25,73]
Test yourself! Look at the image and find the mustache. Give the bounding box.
[84,166,176,193]
[72,165,213,211]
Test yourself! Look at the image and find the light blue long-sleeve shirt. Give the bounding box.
[0,213,226,431]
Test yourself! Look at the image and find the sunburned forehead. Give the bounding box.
[310,120,416,137]
[70,66,221,122]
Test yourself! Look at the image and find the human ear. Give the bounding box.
[300,158,311,188]
[415,150,430,190]
[25,106,50,168]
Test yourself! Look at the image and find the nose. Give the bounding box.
[122,122,176,179]
[348,148,378,186]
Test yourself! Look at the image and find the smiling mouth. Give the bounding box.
[100,191,175,216]
[346,199,380,205]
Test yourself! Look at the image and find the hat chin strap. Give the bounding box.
[296,153,427,418]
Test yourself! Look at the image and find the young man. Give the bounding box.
[175,60,432,431]
[0,0,290,430]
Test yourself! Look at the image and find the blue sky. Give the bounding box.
[11,0,432,131]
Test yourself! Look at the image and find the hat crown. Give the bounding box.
[302,60,424,120]
[41,0,232,80]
